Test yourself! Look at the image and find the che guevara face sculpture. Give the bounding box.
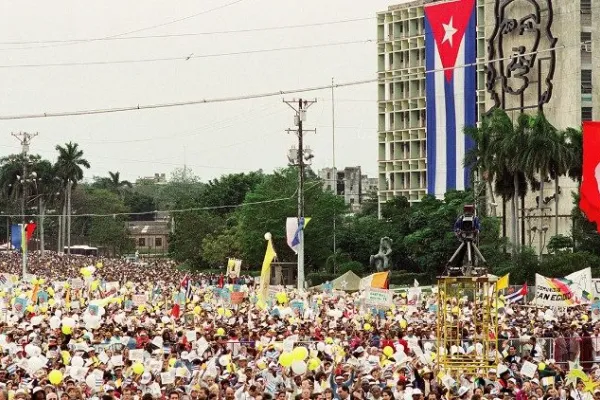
[486,0,557,109]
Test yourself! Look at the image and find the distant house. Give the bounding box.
[127,220,170,253]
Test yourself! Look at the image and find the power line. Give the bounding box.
[0,17,374,48]
[0,39,591,121]
[4,0,250,52]
[0,39,373,69]
[0,78,376,121]
[3,182,323,218]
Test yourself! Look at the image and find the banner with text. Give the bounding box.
[364,288,393,309]
[534,269,592,307]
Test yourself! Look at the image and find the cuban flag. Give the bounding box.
[425,0,477,197]
[505,284,528,304]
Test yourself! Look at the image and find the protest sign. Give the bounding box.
[132,294,147,306]
[364,288,393,309]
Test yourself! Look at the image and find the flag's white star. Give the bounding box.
[442,17,458,46]
[340,280,348,289]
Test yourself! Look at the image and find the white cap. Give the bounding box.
[458,387,470,397]
[412,389,422,395]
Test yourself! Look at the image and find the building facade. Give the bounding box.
[127,220,170,254]
[377,0,599,253]
[318,166,377,212]
[377,0,487,204]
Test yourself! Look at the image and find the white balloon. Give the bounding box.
[55,310,62,318]
[85,374,98,390]
[72,356,84,367]
[49,316,60,330]
[219,355,230,367]
[98,306,106,316]
[62,317,75,327]
[27,356,46,373]
[30,316,43,326]
[291,360,307,375]
[316,342,325,352]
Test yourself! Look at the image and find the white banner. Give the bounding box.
[534,268,592,307]
[364,288,393,309]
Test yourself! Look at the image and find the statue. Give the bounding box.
[370,237,393,272]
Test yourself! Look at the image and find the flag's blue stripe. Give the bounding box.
[464,3,477,188]
[425,17,436,196]
[445,76,456,190]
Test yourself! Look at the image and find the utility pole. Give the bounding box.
[284,98,316,290]
[331,78,337,275]
[11,131,38,277]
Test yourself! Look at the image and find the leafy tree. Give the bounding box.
[169,211,224,267]
[123,191,157,221]
[237,168,346,270]
[201,226,242,268]
[200,172,265,216]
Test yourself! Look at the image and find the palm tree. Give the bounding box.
[548,129,572,237]
[54,142,90,254]
[489,110,527,250]
[464,116,498,217]
[95,171,132,195]
[565,127,583,185]
[520,112,559,255]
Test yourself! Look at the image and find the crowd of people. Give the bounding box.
[0,252,598,400]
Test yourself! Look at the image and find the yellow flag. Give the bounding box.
[258,235,277,307]
[496,273,509,291]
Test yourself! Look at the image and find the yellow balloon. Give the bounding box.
[62,325,72,335]
[169,358,177,367]
[96,262,103,269]
[225,309,233,318]
[26,305,35,313]
[138,305,145,313]
[193,305,201,314]
[538,362,546,371]
[48,287,55,297]
[399,320,407,329]
[90,281,100,291]
[48,370,63,385]
[132,363,145,375]
[48,298,56,306]
[363,323,372,331]
[292,346,309,361]
[308,358,321,371]
[383,346,394,357]
[278,352,293,368]
[61,350,71,365]
[582,315,589,322]
[216,327,226,337]
[217,307,225,316]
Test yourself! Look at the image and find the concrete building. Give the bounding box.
[377,0,487,204]
[127,220,170,254]
[135,173,167,186]
[318,166,377,211]
[377,0,599,253]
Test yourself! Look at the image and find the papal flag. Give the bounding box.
[258,233,277,308]
[496,273,509,291]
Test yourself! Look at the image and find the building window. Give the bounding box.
[581,0,591,13]
[581,32,592,43]
[582,70,592,94]
[138,238,146,247]
[582,107,593,121]
[155,237,163,247]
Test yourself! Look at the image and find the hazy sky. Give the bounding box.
[0,0,403,182]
